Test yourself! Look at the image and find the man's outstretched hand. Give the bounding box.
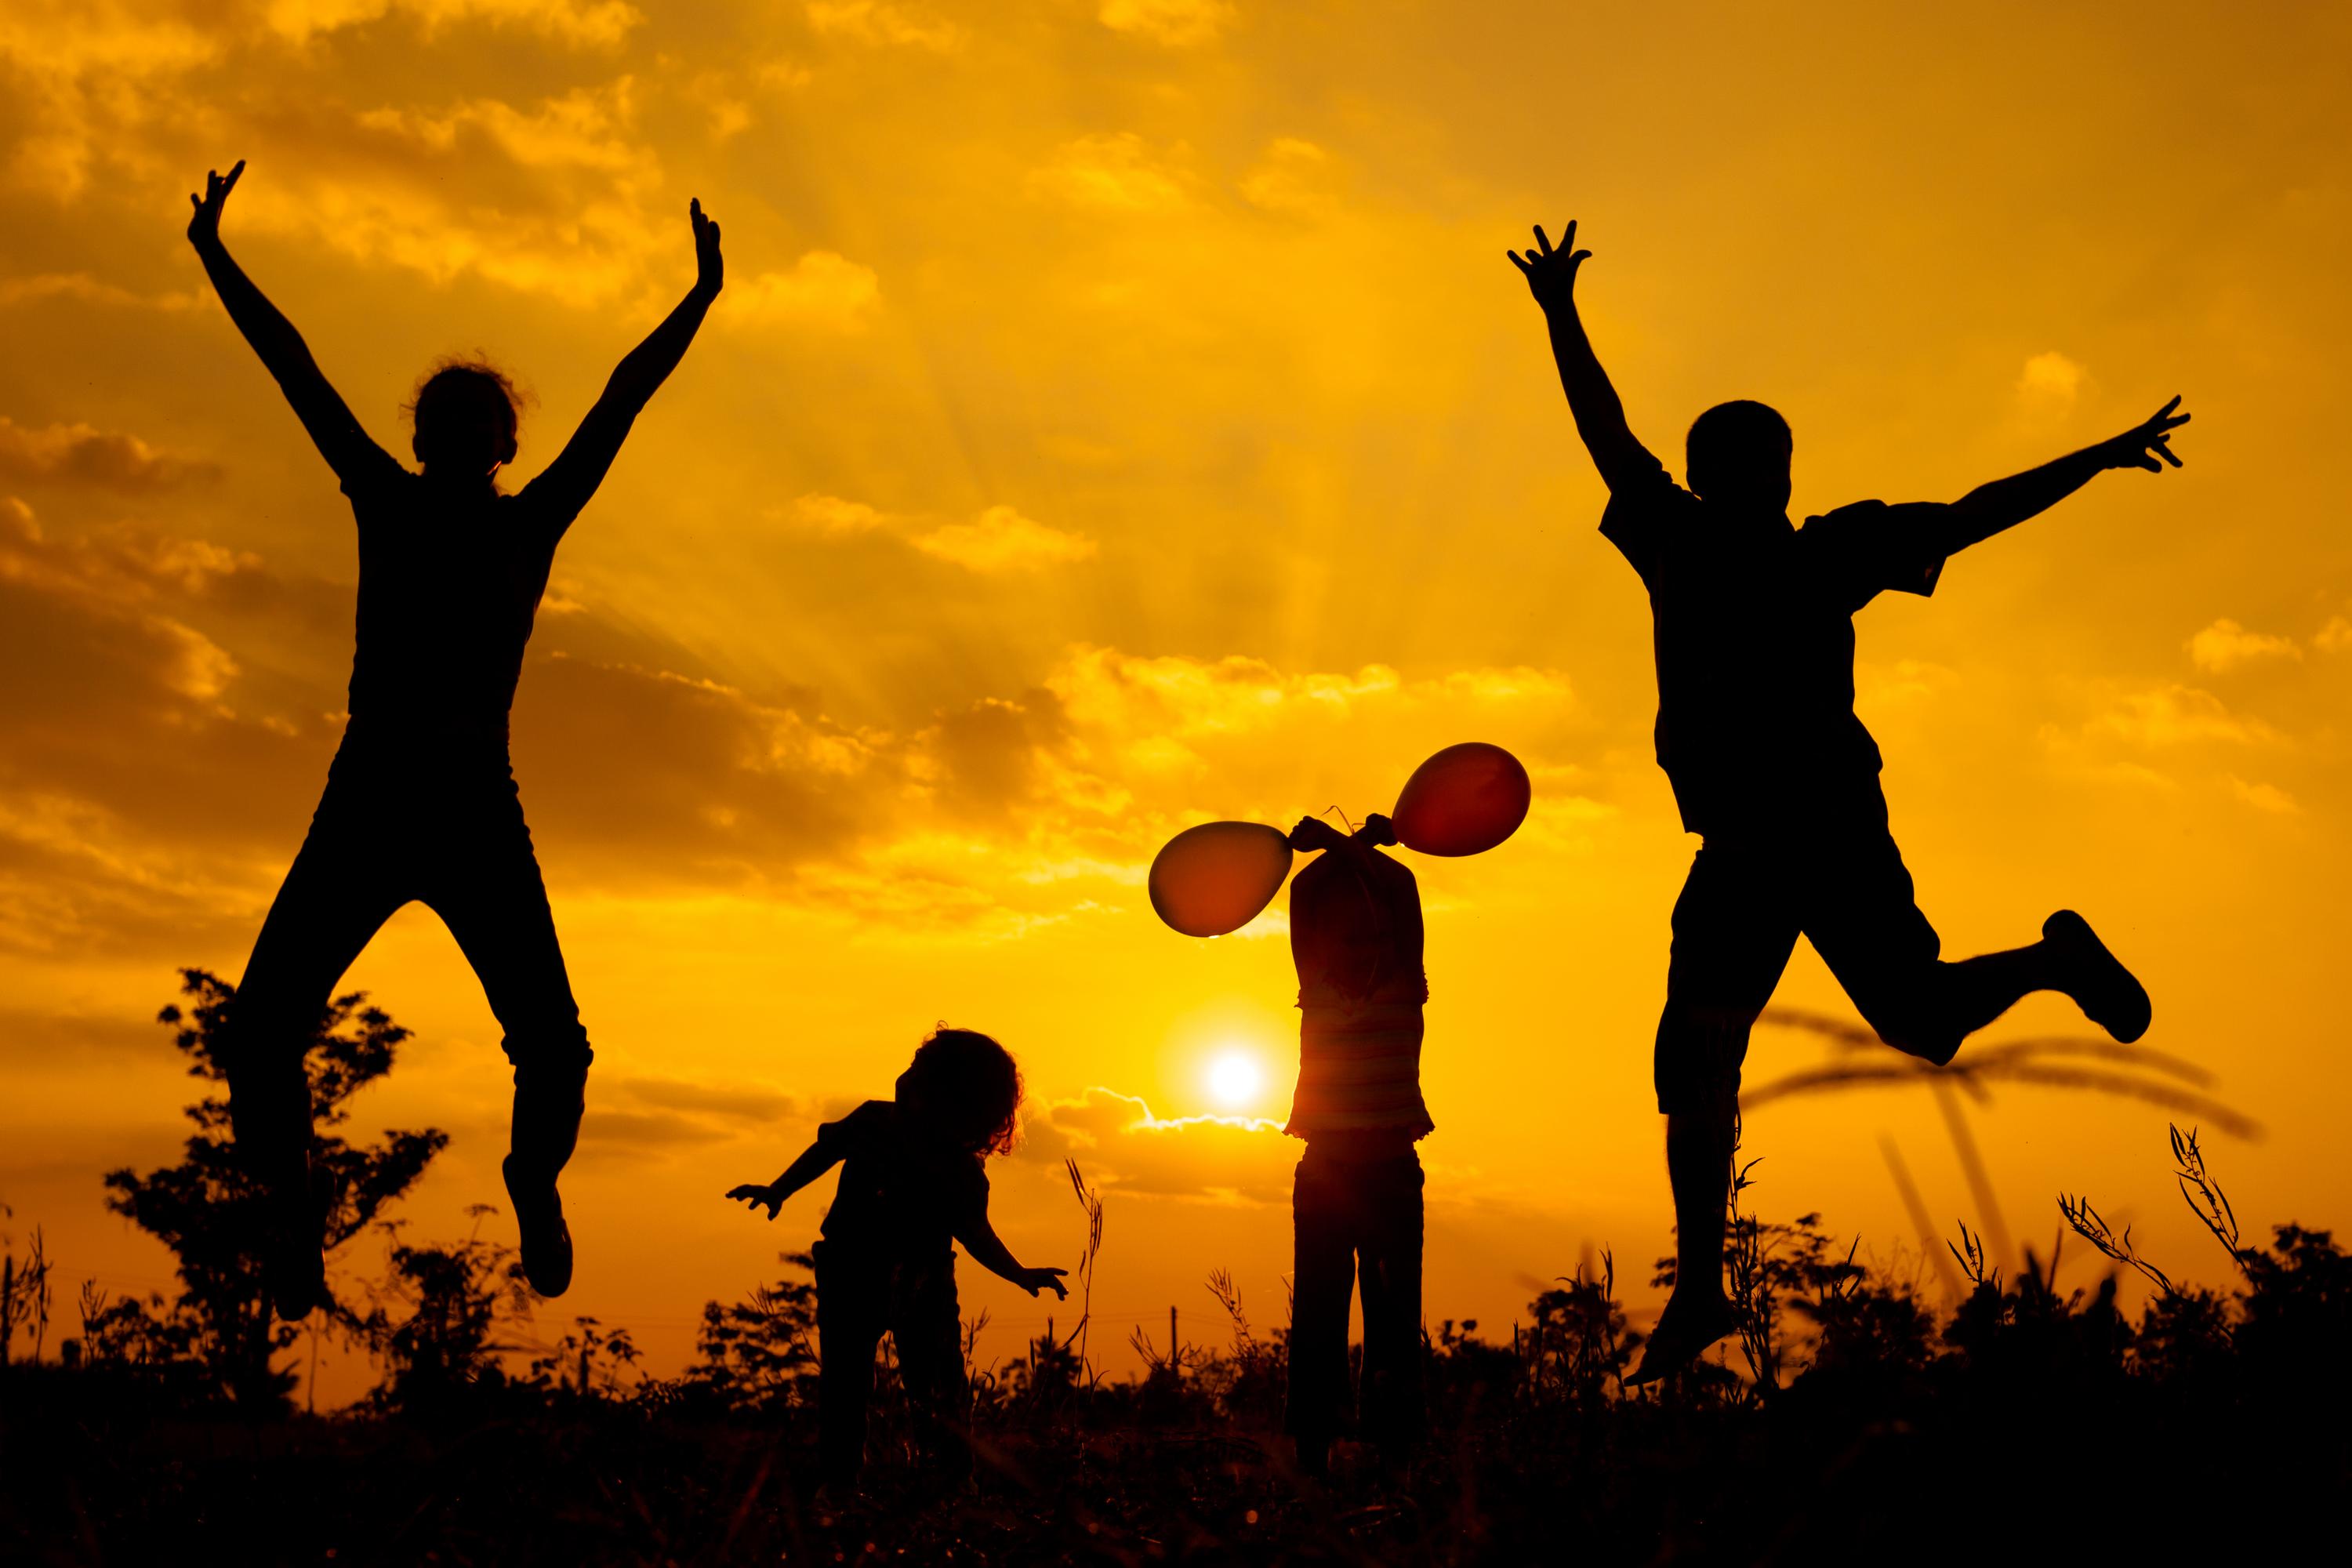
[2095,397,2190,472]
[691,198,724,297]
[724,1181,781,1219]
[187,159,246,248]
[1508,220,1592,313]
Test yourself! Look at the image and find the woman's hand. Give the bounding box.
[1021,1266,1070,1300]
[187,160,246,249]
[691,198,724,297]
[724,1181,781,1220]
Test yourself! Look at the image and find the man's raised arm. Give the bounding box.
[524,199,724,532]
[1509,220,1658,493]
[1933,397,2191,557]
[186,160,390,488]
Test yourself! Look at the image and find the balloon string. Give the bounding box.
[1319,805,1358,835]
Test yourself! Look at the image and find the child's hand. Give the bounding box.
[1289,816,1347,854]
[724,1182,782,1220]
[1022,1266,1070,1301]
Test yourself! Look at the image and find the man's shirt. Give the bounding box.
[1600,454,1949,836]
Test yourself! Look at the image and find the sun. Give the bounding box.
[1206,1048,1265,1110]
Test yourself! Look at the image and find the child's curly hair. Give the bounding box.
[906,1025,1023,1156]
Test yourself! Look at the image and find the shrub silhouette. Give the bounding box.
[93,970,445,1410]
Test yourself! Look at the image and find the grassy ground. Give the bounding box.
[5,1221,2346,1566]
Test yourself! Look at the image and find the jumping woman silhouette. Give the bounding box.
[185,159,724,1318]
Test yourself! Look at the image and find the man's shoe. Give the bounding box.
[2044,910,2152,1044]
[503,1153,575,1298]
[1625,1293,1740,1386]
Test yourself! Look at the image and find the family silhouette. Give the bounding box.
[186,160,2189,1483]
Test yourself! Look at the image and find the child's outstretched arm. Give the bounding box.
[1935,397,2190,556]
[725,1135,840,1221]
[1508,219,1660,494]
[185,160,392,491]
[956,1214,1069,1300]
[522,200,724,534]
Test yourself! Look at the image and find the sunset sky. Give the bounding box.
[4,0,2349,1402]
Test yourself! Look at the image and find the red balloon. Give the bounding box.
[1149,821,1294,937]
[1392,742,1531,857]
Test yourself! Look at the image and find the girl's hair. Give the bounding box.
[906,1025,1023,1156]
[404,355,529,459]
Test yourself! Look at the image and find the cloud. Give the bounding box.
[0,2,221,198]
[1237,138,1336,217]
[2081,684,2281,749]
[2228,776,2299,815]
[1098,0,1236,46]
[576,1073,804,1156]
[1044,647,1576,746]
[779,496,1096,572]
[261,0,644,49]
[1854,657,1962,713]
[2315,615,2352,655]
[0,416,220,491]
[2186,618,2300,673]
[0,273,201,311]
[804,1,963,51]
[0,491,1596,953]
[1027,134,1194,212]
[1016,1087,1292,1203]
[2016,350,2089,418]
[725,252,884,332]
[0,498,344,956]
[912,506,1098,572]
[786,493,889,534]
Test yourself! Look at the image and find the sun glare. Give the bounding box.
[1207,1048,1265,1110]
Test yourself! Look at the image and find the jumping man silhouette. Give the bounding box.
[1509,217,2182,1383]
[186,160,725,1317]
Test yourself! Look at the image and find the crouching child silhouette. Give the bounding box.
[727,1027,1066,1494]
[1283,813,1431,1477]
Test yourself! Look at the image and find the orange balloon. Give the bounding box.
[1149,822,1294,937]
[1392,742,1531,857]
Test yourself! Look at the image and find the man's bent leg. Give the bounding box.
[1806,804,2148,1061]
[1632,843,1792,1385]
[1286,1147,1359,1475]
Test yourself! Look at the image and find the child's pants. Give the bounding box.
[224,735,592,1187]
[1286,1144,1425,1450]
[815,1241,971,1488]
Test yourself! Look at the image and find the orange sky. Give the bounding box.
[4,0,2350,1403]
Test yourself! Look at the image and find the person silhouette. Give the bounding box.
[1282,812,1431,1476]
[1508,217,2181,1384]
[726,1027,1068,1494]
[185,159,724,1318]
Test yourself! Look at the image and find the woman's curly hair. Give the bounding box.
[403,354,530,465]
[905,1025,1023,1157]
